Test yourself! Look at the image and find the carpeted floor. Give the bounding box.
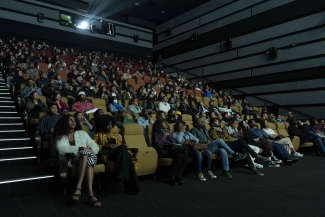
[1,154,325,217]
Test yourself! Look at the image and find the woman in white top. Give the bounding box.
[261,119,303,157]
[54,114,101,207]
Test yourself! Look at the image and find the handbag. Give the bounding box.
[166,143,187,152]
[184,140,208,151]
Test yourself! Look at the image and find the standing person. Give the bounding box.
[53,115,101,207]
[157,54,163,69]
[93,115,140,194]
[154,119,188,186]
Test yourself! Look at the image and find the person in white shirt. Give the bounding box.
[218,103,234,116]
[158,96,171,113]
[128,98,143,114]
[261,119,303,157]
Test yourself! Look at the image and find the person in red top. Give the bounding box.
[72,91,95,115]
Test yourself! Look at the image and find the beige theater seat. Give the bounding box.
[122,124,158,177]
[276,123,300,151]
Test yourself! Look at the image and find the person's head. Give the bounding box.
[254,113,261,120]
[48,103,58,114]
[305,120,310,126]
[222,112,228,118]
[118,110,127,118]
[262,112,268,119]
[199,111,207,118]
[162,96,168,103]
[53,92,61,101]
[210,118,220,127]
[94,109,105,119]
[94,115,116,133]
[52,115,82,141]
[74,112,85,122]
[229,119,237,128]
[210,111,217,118]
[77,91,86,102]
[131,98,139,106]
[290,118,298,125]
[238,121,249,130]
[260,119,268,129]
[99,86,106,93]
[311,118,319,125]
[318,119,325,125]
[194,118,205,128]
[141,108,149,117]
[55,74,61,80]
[158,111,167,120]
[168,108,176,116]
[248,119,257,128]
[155,119,169,132]
[209,100,214,106]
[64,83,70,89]
[174,121,185,132]
[269,113,275,119]
[109,96,118,104]
[27,78,34,87]
[30,91,39,100]
[199,101,205,106]
[288,112,294,117]
[84,81,90,88]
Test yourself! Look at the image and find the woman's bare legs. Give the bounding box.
[72,154,88,200]
[85,166,101,206]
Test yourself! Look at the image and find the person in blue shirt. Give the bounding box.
[137,109,154,137]
[248,120,298,165]
[203,88,213,98]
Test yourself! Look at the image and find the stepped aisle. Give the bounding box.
[0,74,56,199]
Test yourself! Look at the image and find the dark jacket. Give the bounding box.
[154,132,176,157]
[189,127,213,143]
[36,113,62,137]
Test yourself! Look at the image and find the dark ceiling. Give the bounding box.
[86,0,210,26]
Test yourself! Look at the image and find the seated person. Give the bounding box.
[25,91,48,119]
[54,74,65,87]
[54,115,101,207]
[221,112,231,124]
[116,110,135,128]
[199,111,209,124]
[168,97,178,110]
[158,96,171,113]
[197,101,209,114]
[35,72,49,87]
[109,96,126,114]
[96,86,110,105]
[154,119,188,186]
[218,103,235,116]
[128,98,143,115]
[248,120,298,164]
[137,109,154,136]
[189,119,247,178]
[92,115,140,194]
[179,98,193,115]
[52,92,69,114]
[74,112,93,132]
[122,85,135,101]
[208,100,219,114]
[142,94,158,114]
[72,91,95,115]
[288,118,325,156]
[81,81,95,102]
[167,109,184,124]
[21,78,42,102]
[36,103,62,161]
[261,119,303,157]
[60,83,77,109]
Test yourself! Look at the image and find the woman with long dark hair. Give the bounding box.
[154,119,188,186]
[53,114,101,207]
[93,115,140,194]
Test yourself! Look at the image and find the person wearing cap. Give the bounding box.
[72,91,95,114]
[287,112,294,122]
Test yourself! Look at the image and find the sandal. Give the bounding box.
[88,195,101,207]
[72,188,81,201]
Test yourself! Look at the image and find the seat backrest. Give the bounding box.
[268,122,277,131]
[276,123,289,137]
[186,123,194,132]
[39,112,47,119]
[82,125,89,133]
[123,124,147,148]
[61,97,68,105]
[151,113,157,121]
[146,124,154,147]
[39,96,46,103]
[205,124,211,131]
[182,114,192,123]
[169,123,176,133]
[92,98,106,106]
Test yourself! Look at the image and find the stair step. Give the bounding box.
[0,101,15,106]
[0,131,26,139]
[0,138,30,147]
[0,155,37,166]
[0,123,25,131]
[0,106,17,112]
[0,163,56,199]
[0,118,23,123]
[0,112,20,118]
[0,147,34,157]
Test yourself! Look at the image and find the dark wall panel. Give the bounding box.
[0,18,152,59]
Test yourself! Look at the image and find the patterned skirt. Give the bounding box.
[71,150,97,168]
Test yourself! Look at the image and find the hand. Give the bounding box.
[163,131,169,136]
[84,147,93,153]
[253,138,259,142]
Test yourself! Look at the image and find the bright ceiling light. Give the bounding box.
[161,11,165,14]
[76,21,89,29]
[135,3,139,5]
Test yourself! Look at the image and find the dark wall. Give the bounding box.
[0,18,152,60]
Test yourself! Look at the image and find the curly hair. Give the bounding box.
[154,119,170,133]
[94,115,116,132]
[52,114,82,141]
